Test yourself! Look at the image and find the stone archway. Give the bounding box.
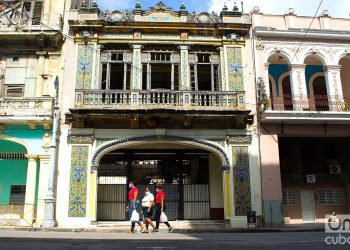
[89,134,231,222]
[92,135,230,169]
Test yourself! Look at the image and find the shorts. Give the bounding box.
[142,206,153,219]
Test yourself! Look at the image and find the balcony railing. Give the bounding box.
[0,96,54,117]
[268,95,350,112]
[75,89,246,111]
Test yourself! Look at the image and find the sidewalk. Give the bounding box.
[0,222,325,234]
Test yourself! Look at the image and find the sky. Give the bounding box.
[97,0,349,18]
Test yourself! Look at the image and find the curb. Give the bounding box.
[0,227,325,234]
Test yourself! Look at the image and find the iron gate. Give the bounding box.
[97,152,210,221]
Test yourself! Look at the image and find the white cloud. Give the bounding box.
[209,0,349,18]
[97,0,134,10]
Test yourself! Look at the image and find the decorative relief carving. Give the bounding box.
[256,42,265,50]
[99,10,135,22]
[226,135,252,145]
[68,135,95,144]
[187,11,222,23]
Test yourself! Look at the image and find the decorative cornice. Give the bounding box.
[99,10,135,22]
[68,135,95,144]
[226,135,252,145]
[187,12,222,23]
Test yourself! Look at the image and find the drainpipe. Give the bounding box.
[42,76,59,228]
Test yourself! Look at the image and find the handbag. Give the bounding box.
[160,211,168,222]
[130,210,140,222]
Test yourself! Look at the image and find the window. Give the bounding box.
[318,189,345,205]
[100,50,132,90]
[142,50,179,90]
[282,189,297,205]
[189,51,221,91]
[4,85,24,97]
[12,57,19,62]
[9,185,26,204]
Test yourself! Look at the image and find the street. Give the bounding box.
[0,231,346,250]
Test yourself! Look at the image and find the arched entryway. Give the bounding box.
[304,55,329,111]
[91,136,230,222]
[0,138,28,225]
[267,53,291,110]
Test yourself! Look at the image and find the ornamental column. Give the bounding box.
[324,65,344,111]
[264,63,271,97]
[218,47,227,91]
[290,64,308,110]
[131,45,142,90]
[179,46,190,90]
[21,155,38,226]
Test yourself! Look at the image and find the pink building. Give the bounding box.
[252,8,350,226]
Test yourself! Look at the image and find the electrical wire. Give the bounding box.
[290,0,324,64]
[3,4,246,91]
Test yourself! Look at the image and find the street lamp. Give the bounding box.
[42,76,60,228]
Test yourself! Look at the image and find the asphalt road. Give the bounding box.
[0,231,347,250]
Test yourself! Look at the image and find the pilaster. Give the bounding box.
[34,52,47,97]
[131,45,142,90]
[179,46,190,90]
[21,155,38,226]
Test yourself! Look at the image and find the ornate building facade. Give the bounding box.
[56,1,261,228]
[0,0,65,226]
[253,8,350,226]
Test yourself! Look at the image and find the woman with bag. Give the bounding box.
[153,184,173,233]
[141,186,156,233]
[126,181,145,233]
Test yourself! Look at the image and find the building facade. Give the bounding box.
[0,0,65,226]
[55,1,261,228]
[253,8,350,226]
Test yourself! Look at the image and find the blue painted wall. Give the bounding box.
[305,65,324,96]
[269,64,289,96]
[269,64,324,96]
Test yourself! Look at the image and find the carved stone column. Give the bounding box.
[324,65,344,111]
[290,64,308,110]
[131,45,142,90]
[179,46,190,90]
[264,63,271,97]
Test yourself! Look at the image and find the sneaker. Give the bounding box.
[168,227,174,233]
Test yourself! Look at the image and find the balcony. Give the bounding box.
[74,89,246,111]
[262,95,350,124]
[0,97,54,123]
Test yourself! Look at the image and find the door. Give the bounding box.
[300,190,315,223]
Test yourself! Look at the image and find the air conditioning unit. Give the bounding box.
[329,165,341,175]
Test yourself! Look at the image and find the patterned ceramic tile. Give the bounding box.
[68,146,89,217]
[232,146,251,216]
[76,45,93,89]
[226,47,244,91]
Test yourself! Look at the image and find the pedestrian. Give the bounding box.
[141,186,156,233]
[153,183,173,233]
[126,180,145,233]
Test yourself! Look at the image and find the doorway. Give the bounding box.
[96,147,221,221]
[300,190,315,223]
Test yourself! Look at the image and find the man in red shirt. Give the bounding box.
[153,183,173,233]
